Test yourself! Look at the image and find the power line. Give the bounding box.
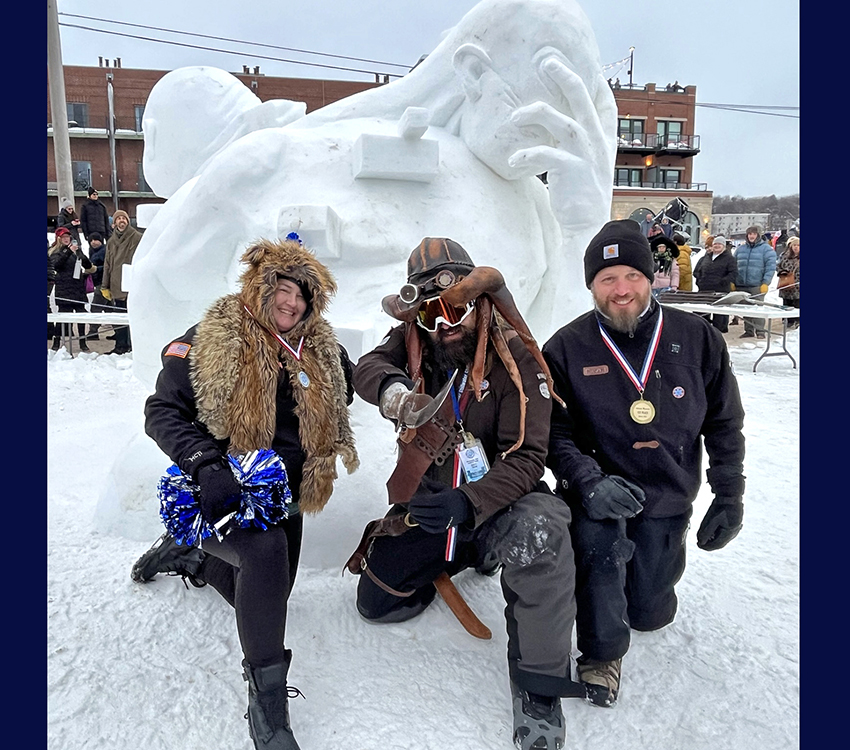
[59,12,411,70]
[696,103,799,119]
[58,22,405,78]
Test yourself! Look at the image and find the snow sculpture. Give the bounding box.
[130,0,617,390]
[141,66,306,199]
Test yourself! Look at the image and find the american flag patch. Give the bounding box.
[165,342,191,358]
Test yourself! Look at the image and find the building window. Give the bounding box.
[66,102,89,128]
[134,104,146,133]
[615,168,643,186]
[618,118,645,145]
[72,161,92,191]
[138,162,152,193]
[657,169,683,187]
[657,120,683,147]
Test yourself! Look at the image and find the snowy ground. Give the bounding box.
[47,328,800,750]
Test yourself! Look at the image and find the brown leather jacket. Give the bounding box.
[353,323,552,526]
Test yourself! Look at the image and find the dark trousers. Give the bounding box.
[700,313,729,333]
[111,298,132,351]
[357,491,579,697]
[738,285,765,334]
[199,515,303,668]
[571,506,691,662]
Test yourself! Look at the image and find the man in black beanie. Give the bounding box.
[541,219,746,709]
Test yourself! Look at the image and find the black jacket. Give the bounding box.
[56,209,82,245]
[48,244,94,306]
[144,324,354,503]
[79,199,111,241]
[542,301,745,517]
[693,250,737,293]
[88,243,107,287]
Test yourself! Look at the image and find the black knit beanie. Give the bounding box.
[583,219,655,287]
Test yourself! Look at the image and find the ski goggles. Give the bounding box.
[416,297,475,332]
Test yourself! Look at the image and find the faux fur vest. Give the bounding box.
[188,239,359,514]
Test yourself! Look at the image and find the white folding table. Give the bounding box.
[662,302,799,372]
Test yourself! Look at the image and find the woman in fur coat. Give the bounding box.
[130,237,359,750]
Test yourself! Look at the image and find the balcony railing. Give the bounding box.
[48,115,144,136]
[616,133,700,152]
[613,181,708,191]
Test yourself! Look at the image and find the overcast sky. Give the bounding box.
[54,0,799,198]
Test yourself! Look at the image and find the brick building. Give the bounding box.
[48,65,712,243]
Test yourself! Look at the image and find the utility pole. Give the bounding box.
[628,47,635,88]
[47,0,75,212]
[106,73,119,211]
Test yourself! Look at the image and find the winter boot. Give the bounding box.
[51,336,61,351]
[576,656,621,708]
[511,681,565,750]
[130,532,206,586]
[243,654,304,750]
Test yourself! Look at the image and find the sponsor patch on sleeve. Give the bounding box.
[165,341,191,358]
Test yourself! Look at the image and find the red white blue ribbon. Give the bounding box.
[243,304,304,361]
[597,308,664,395]
[445,451,464,562]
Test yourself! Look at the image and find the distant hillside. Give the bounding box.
[712,194,799,219]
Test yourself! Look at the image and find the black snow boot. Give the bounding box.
[130,532,206,586]
[511,681,565,750]
[243,653,304,750]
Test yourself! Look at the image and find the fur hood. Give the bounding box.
[190,238,358,514]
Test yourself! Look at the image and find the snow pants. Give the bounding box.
[356,490,580,698]
[571,506,691,662]
[199,514,303,668]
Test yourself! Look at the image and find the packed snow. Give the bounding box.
[46,325,799,750]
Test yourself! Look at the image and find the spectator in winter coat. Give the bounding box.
[543,219,746,710]
[48,227,96,352]
[56,198,82,245]
[131,237,358,750]
[638,212,655,237]
[79,187,112,242]
[102,210,142,354]
[672,232,693,291]
[86,232,108,336]
[694,235,738,332]
[734,225,776,338]
[649,235,679,296]
[776,236,799,327]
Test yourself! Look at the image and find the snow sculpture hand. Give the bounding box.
[507,55,616,235]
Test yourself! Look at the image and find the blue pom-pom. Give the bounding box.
[285,232,302,244]
[158,449,294,546]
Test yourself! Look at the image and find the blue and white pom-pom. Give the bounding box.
[157,449,294,546]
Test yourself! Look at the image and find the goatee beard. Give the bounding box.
[428,328,478,372]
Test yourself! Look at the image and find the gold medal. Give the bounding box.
[629,398,655,424]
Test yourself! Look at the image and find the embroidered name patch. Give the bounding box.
[583,365,609,376]
[165,342,191,358]
[603,243,619,260]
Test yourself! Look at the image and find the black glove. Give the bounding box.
[195,460,242,525]
[582,476,646,520]
[407,488,471,534]
[696,496,743,551]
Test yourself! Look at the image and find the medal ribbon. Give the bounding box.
[446,366,470,563]
[597,308,664,395]
[243,304,304,361]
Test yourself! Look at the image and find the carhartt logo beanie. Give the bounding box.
[583,220,655,287]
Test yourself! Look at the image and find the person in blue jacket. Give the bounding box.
[734,226,776,338]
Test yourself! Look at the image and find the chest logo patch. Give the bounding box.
[670,343,681,354]
[165,342,191,358]
[672,386,685,399]
[583,365,609,376]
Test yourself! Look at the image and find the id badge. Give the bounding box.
[456,436,489,483]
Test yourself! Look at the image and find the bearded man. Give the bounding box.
[542,220,746,709]
[347,238,581,750]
